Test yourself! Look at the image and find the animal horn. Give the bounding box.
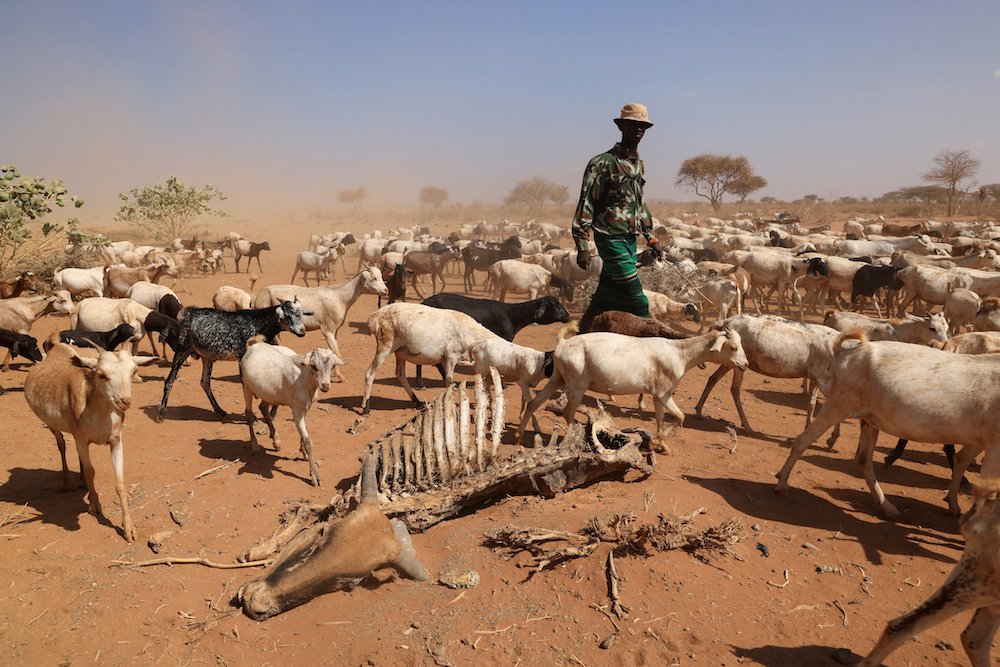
[389,519,430,582]
[360,453,378,502]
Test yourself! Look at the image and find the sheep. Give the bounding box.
[856,496,1000,667]
[54,266,107,298]
[237,454,429,621]
[694,315,840,438]
[71,297,176,358]
[213,275,260,312]
[0,292,75,370]
[975,298,1000,331]
[468,338,554,418]
[240,338,343,486]
[0,328,43,393]
[290,250,335,287]
[104,263,177,298]
[586,310,686,338]
[487,260,568,301]
[823,310,949,345]
[49,323,139,352]
[930,331,1000,355]
[23,343,156,541]
[254,265,388,365]
[516,327,749,451]
[234,239,271,273]
[944,287,983,334]
[644,289,701,327]
[774,330,1000,518]
[156,299,310,422]
[360,303,501,414]
[0,271,36,299]
[850,264,903,317]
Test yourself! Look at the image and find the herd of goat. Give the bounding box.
[4,213,1000,663]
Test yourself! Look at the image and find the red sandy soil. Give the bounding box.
[0,220,977,667]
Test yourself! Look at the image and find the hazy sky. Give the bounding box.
[3,1,998,221]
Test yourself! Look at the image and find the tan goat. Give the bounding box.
[23,343,156,541]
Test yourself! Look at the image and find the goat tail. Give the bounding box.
[979,296,1000,314]
[834,328,868,353]
[245,334,267,351]
[558,320,579,340]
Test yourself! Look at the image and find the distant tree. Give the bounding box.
[837,196,860,205]
[880,185,949,205]
[337,186,368,211]
[675,154,754,212]
[548,184,570,207]
[0,164,88,272]
[419,186,448,208]
[730,174,768,210]
[116,176,228,241]
[760,196,779,205]
[801,194,822,203]
[505,177,557,212]
[923,149,980,216]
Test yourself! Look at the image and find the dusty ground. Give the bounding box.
[0,219,981,667]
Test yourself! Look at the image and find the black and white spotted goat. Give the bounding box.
[156,299,311,422]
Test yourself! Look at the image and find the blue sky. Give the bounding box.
[2,1,998,220]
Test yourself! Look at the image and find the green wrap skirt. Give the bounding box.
[588,234,648,317]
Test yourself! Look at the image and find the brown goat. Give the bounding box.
[587,310,687,339]
[0,271,37,299]
[403,247,460,298]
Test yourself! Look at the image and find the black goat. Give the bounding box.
[415,293,571,387]
[378,263,408,308]
[0,328,43,393]
[157,300,310,421]
[157,293,183,320]
[51,323,138,352]
[851,264,902,316]
[462,237,522,291]
[144,311,182,357]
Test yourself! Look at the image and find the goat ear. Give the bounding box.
[710,334,726,352]
[275,305,286,320]
[69,353,99,370]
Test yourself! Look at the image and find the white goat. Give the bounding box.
[516,328,749,450]
[487,260,563,301]
[0,292,75,369]
[823,310,949,345]
[469,338,553,417]
[775,330,1000,518]
[944,287,983,334]
[213,275,259,312]
[361,303,500,414]
[930,331,1000,354]
[694,315,840,438]
[54,266,106,298]
[644,290,702,327]
[23,343,155,541]
[240,338,343,487]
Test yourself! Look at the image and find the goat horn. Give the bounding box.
[360,453,377,502]
[389,520,430,582]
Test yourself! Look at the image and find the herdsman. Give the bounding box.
[573,103,664,331]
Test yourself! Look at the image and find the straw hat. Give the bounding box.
[614,103,653,128]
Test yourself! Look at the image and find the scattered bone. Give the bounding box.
[474,374,487,470]
[484,526,599,571]
[489,367,504,461]
[607,552,628,620]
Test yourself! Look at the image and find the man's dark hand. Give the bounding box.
[576,249,591,270]
[648,242,665,261]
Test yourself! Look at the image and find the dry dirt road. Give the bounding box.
[0,220,976,666]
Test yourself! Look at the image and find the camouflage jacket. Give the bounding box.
[571,143,654,251]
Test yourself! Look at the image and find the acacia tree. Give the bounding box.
[548,184,570,206]
[419,186,448,208]
[730,174,768,210]
[923,149,980,216]
[505,177,560,213]
[116,176,227,241]
[338,186,368,211]
[675,154,755,212]
[0,164,88,272]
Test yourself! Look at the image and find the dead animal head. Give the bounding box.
[237,454,429,620]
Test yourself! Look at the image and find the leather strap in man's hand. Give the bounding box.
[576,249,591,270]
